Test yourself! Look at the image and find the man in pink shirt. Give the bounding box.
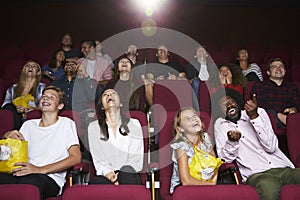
[77,40,112,86]
[212,88,300,200]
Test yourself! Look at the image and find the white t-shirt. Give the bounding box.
[86,59,96,78]
[88,118,144,176]
[20,116,79,195]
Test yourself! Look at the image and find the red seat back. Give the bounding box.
[62,185,151,200]
[0,184,40,200]
[173,185,259,200]
[0,110,14,138]
[153,80,193,112]
[286,113,300,167]
[280,185,300,200]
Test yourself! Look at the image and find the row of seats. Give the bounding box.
[1,108,300,199]
[2,183,299,200]
[1,79,300,134]
[2,183,300,200]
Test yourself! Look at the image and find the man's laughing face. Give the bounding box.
[219,96,241,123]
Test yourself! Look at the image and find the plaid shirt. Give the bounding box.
[251,80,300,113]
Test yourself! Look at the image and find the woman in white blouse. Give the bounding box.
[88,88,144,185]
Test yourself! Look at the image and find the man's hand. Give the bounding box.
[76,64,88,79]
[105,171,119,185]
[167,73,176,80]
[284,107,297,114]
[227,130,241,142]
[244,94,259,119]
[12,162,42,176]
[2,130,25,140]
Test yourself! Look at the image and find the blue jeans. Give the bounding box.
[191,78,201,111]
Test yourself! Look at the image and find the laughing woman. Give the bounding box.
[88,88,144,185]
[1,60,46,129]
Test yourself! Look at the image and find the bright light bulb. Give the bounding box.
[145,7,154,16]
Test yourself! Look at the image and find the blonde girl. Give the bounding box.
[170,107,217,194]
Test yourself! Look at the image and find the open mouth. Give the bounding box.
[107,98,114,103]
[192,122,200,128]
[227,107,236,115]
[42,102,51,107]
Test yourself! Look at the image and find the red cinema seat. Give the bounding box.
[0,184,40,200]
[62,185,151,200]
[173,185,259,200]
[280,185,300,200]
[0,110,14,138]
[153,80,193,112]
[286,113,300,167]
[0,78,5,108]
[244,81,256,101]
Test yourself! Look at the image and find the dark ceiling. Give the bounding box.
[0,0,299,7]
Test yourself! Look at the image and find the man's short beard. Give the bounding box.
[225,106,242,124]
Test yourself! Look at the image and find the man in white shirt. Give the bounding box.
[212,88,300,200]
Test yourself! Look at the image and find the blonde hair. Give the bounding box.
[173,106,207,147]
[14,60,42,99]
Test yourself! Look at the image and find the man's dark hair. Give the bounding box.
[81,40,96,48]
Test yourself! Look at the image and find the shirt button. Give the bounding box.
[269,162,271,164]
[252,122,255,124]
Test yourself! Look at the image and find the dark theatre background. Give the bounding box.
[0,0,299,47]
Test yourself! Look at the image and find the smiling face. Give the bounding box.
[64,61,77,75]
[81,42,94,58]
[101,89,121,110]
[218,96,241,123]
[56,50,65,62]
[179,109,203,135]
[157,45,169,59]
[39,89,64,113]
[219,66,232,77]
[267,60,286,81]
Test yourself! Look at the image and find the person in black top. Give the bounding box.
[146,45,186,81]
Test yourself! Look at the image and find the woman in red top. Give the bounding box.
[209,63,247,96]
